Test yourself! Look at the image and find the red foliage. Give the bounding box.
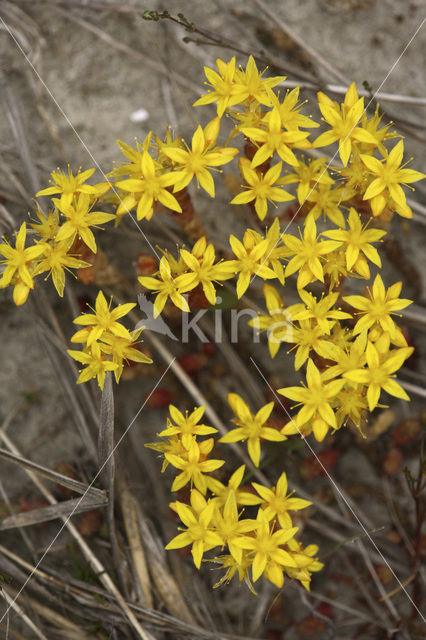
[178,352,208,374]
[146,388,173,408]
[77,509,102,537]
[392,418,421,446]
[382,448,403,476]
[299,449,340,480]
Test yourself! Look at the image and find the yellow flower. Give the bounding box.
[73,290,136,347]
[138,256,193,317]
[235,509,298,587]
[165,437,224,494]
[228,232,276,298]
[54,193,115,253]
[230,158,293,220]
[67,341,118,390]
[278,359,344,441]
[360,140,425,218]
[343,274,412,339]
[158,404,217,450]
[241,106,308,168]
[219,393,286,467]
[212,551,254,590]
[282,215,342,288]
[163,118,238,196]
[0,222,45,304]
[233,55,285,106]
[333,385,368,433]
[313,82,378,166]
[99,329,152,383]
[343,341,413,411]
[212,493,258,564]
[207,465,262,508]
[179,236,235,305]
[144,435,187,473]
[306,183,353,227]
[36,167,110,207]
[289,319,338,371]
[252,472,312,529]
[116,150,182,220]
[293,290,352,334]
[280,156,334,205]
[249,284,303,358]
[322,331,368,381]
[284,538,324,590]
[246,218,291,284]
[34,240,91,297]
[322,207,386,276]
[193,57,246,116]
[165,489,223,568]
[29,208,61,241]
[266,86,319,132]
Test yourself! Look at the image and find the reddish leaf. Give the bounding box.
[296,615,326,636]
[392,419,421,446]
[299,449,340,480]
[178,352,208,374]
[382,449,403,476]
[77,509,102,537]
[146,388,173,409]
[136,253,158,276]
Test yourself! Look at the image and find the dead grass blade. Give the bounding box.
[98,372,131,599]
[132,497,197,626]
[0,425,155,640]
[98,371,115,487]
[0,494,107,530]
[1,588,49,640]
[0,448,106,500]
[117,471,153,607]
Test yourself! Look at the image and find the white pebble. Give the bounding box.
[130,108,150,123]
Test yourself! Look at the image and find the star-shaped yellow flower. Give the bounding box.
[163,118,238,197]
[282,215,342,289]
[165,437,224,494]
[166,489,223,568]
[231,159,293,220]
[220,394,286,467]
[138,256,193,317]
[54,193,115,253]
[116,150,182,220]
[67,342,118,390]
[343,341,413,411]
[235,509,298,587]
[73,290,136,346]
[249,284,303,358]
[36,167,110,207]
[278,359,344,441]
[343,274,412,339]
[313,82,378,166]
[0,222,45,304]
[360,140,425,218]
[193,57,246,116]
[241,106,308,168]
[323,207,386,277]
[252,472,312,529]
[158,404,217,450]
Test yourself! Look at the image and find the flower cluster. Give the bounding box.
[110,119,238,220]
[67,290,152,389]
[147,401,321,590]
[0,169,114,304]
[4,54,424,599]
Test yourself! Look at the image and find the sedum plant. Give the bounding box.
[0,55,424,593]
